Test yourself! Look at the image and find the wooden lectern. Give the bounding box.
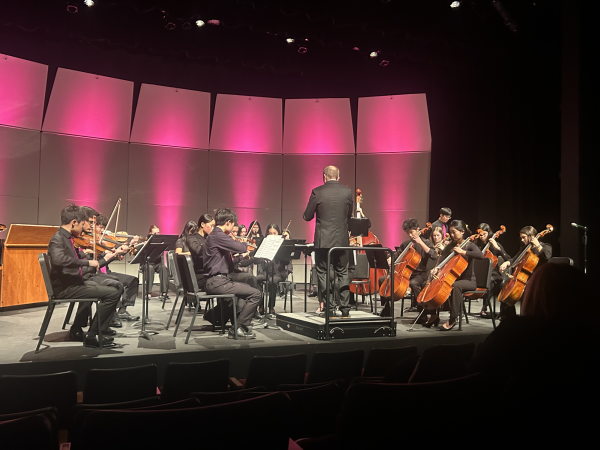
[0,224,59,309]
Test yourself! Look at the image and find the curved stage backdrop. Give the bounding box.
[0,53,431,254]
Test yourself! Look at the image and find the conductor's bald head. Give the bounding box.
[323,165,340,183]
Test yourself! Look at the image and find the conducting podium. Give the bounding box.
[0,224,59,309]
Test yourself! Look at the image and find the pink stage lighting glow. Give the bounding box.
[210,94,282,154]
[43,68,133,142]
[356,93,432,154]
[0,54,48,130]
[154,148,190,235]
[130,84,210,149]
[283,98,355,154]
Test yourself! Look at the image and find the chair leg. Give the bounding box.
[38,303,53,337]
[36,303,55,353]
[283,285,287,312]
[231,296,238,340]
[289,286,293,313]
[490,293,497,330]
[185,295,202,344]
[62,302,75,330]
[165,291,181,330]
[172,296,188,337]
[464,301,470,324]
[458,300,463,331]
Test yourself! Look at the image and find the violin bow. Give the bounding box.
[92,215,97,268]
[100,198,121,243]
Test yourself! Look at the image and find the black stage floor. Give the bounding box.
[0,287,501,388]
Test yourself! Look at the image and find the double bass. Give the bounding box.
[417,231,480,310]
[480,225,506,269]
[378,223,432,301]
[349,189,386,296]
[499,224,553,306]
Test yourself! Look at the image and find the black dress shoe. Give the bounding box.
[438,321,457,331]
[84,334,116,348]
[68,328,85,342]
[119,311,140,321]
[102,329,117,336]
[110,318,123,328]
[308,292,318,298]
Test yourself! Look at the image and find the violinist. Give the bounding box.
[186,213,215,289]
[255,224,293,317]
[80,213,141,327]
[238,224,247,237]
[428,220,484,331]
[428,227,447,261]
[248,221,262,240]
[175,221,198,255]
[380,218,437,319]
[431,207,452,239]
[48,205,120,348]
[498,226,552,319]
[146,225,170,301]
[475,223,511,319]
[231,223,240,237]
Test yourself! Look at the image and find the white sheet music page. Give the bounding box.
[254,235,284,261]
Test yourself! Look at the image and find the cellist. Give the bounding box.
[428,220,484,331]
[380,218,437,319]
[498,226,552,319]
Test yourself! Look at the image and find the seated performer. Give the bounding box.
[427,219,484,331]
[498,225,552,319]
[238,224,247,237]
[475,223,511,319]
[80,212,141,327]
[175,221,198,255]
[202,208,262,339]
[187,214,214,289]
[48,205,121,348]
[146,224,170,300]
[255,224,293,317]
[380,218,437,319]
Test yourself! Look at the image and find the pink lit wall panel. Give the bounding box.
[38,199,129,231]
[0,196,39,235]
[0,54,47,130]
[207,207,282,235]
[207,152,282,209]
[282,208,315,244]
[356,93,431,154]
[128,144,208,209]
[130,84,210,149]
[39,133,129,204]
[282,155,355,209]
[283,98,354,154]
[127,202,200,237]
[43,68,133,141]
[0,126,41,198]
[210,94,282,153]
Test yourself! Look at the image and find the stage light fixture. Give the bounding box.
[450,1,461,8]
[66,4,78,13]
[182,22,192,30]
[207,19,220,25]
[286,38,295,43]
[196,20,205,27]
[370,51,379,58]
[380,60,389,66]
[352,47,360,51]
[165,22,176,30]
[84,0,95,6]
[298,47,307,54]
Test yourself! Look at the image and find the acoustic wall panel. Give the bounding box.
[130,84,210,149]
[355,153,430,249]
[126,202,200,237]
[0,195,39,233]
[283,98,354,154]
[39,133,129,205]
[207,152,282,210]
[210,94,282,153]
[0,54,48,130]
[43,68,133,141]
[356,94,431,154]
[0,126,41,198]
[38,199,129,230]
[128,144,208,209]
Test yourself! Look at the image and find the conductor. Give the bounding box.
[303,165,353,317]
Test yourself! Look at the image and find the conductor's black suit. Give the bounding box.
[303,179,353,315]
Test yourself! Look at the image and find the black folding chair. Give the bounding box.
[460,257,493,330]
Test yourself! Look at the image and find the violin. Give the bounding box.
[499,224,553,306]
[416,230,480,310]
[233,235,257,252]
[479,225,506,269]
[0,224,6,232]
[282,220,292,239]
[379,223,432,301]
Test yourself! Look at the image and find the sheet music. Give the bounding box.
[254,235,284,261]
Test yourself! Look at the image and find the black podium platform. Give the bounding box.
[275,311,395,340]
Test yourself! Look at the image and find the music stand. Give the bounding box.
[129,234,177,340]
[365,244,391,315]
[349,217,370,237]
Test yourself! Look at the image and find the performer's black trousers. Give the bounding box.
[315,249,350,314]
[205,273,261,327]
[59,282,121,335]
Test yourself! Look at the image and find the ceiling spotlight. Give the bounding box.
[196,20,205,27]
[450,1,461,8]
[369,51,379,58]
[182,22,192,30]
[207,19,220,25]
[286,38,295,43]
[298,47,307,54]
[165,22,176,30]
[352,47,360,51]
[66,5,78,13]
[379,60,390,67]
[84,0,94,6]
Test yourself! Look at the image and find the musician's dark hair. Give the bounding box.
[148,224,159,234]
[60,204,86,225]
[96,214,109,227]
[238,224,247,235]
[520,226,537,236]
[180,221,198,239]
[214,208,238,226]
[449,219,471,235]
[266,223,281,235]
[249,221,262,237]
[80,206,100,220]
[439,207,452,216]
[402,218,420,232]
[198,214,214,227]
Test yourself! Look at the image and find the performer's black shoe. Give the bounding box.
[308,292,318,298]
[110,317,123,328]
[84,334,115,348]
[68,328,85,342]
[438,321,456,331]
[102,328,117,336]
[119,311,140,321]
[228,325,256,340]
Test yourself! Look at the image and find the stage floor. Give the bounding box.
[0,287,502,387]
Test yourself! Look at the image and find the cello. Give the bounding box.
[416,231,480,310]
[499,224,553,306]
[378,223,432,301]
[480,225,506,269]
[349,189,386,296]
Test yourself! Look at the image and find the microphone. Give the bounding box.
[571,222,588,231]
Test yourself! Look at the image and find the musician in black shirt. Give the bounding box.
[175,221,198,255]
[48,205,121,348]
[186,213,215,289]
